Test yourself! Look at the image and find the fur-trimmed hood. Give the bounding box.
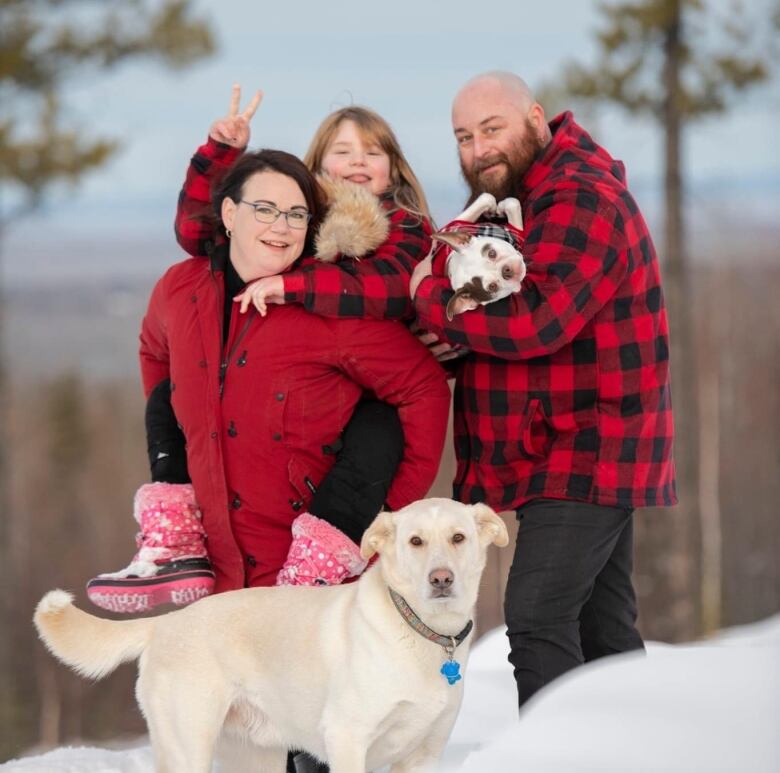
[314,176,390,263]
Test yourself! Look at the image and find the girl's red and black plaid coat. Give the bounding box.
[176,137,432,321]
[415,112,677,511]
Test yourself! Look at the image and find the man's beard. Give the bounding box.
[461,119,546,204]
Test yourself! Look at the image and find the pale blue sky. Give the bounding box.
[4,0,779,285]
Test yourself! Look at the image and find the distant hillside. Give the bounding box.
[6,280,151,381]
[2,207,777,381]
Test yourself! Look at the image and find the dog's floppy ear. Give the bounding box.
[432,230,472,253]
[446,286,481,321]
[471,503,509,547]
[360,511,396,560]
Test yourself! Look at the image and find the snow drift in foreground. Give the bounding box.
[3,615,779,772]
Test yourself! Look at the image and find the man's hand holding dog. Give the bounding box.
[410,256,465,362]
[414,326,463,363]
[409,253,433,299]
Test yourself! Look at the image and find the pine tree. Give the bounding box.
[0,0,215,213]
[0,1,215,757]
[547,0,777,638]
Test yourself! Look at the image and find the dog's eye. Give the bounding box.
[452,533,466,544]
[409,536,423,547]
[487,248,497,260]
[488,282,499,293]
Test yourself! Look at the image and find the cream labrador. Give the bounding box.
[35,497,508,773]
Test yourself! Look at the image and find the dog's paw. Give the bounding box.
[496,197,519,213]
[475,192,498,214]
[496,198,523,229]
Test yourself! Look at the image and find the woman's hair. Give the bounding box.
[304,106,431,223]
[211,149,325,254]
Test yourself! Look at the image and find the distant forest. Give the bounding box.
[1,258,779,760]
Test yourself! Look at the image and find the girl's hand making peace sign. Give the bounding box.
[209,84,263,149]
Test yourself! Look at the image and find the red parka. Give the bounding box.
[140,253,450,591]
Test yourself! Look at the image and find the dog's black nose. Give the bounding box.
[429,568,454,588]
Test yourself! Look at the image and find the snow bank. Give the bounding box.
[456,616,780,772]
[0,745,153,772]
[3,616,779,771]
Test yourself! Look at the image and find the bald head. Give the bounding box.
[453,71,536,117]
[452,71,551,202]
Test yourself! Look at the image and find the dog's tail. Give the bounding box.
[34,590,154,680]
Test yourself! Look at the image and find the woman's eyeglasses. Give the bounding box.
[239,201,311,229]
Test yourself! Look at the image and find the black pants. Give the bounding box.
[308,399,404,543]
[504,498,645,710]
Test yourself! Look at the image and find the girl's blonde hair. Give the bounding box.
[304,106,431,223]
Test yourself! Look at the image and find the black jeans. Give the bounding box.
[504,498,645,710]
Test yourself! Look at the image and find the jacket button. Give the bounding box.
[272,432,282,441]
[231,496,241,509]
[246,554,257,568]
[275,393,285,401]
[228,422,237,437]
[211,432,217,439]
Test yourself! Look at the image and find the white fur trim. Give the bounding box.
[97,547,168,579]
[334,546,368,576]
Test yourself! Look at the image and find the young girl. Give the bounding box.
[87,87,447,611]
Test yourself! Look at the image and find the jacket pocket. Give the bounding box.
[279,385,307,448]
[519,398,553,459]
[287,455,318,514]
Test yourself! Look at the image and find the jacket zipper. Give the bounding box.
[209,267,255,398]
[220,313,254,397]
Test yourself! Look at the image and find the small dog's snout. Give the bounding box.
[429,568,454,589]
[502,261,525,281]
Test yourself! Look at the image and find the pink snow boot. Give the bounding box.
[86,482,215,613]
[276,513,367,586]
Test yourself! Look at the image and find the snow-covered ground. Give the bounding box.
[4,616,779,772]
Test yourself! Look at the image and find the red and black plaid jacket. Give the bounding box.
[175,137,432,321]
[415,112,677,511]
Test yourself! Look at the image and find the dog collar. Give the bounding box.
[388,587,473,686]
[431,219,525,274]
[442,219,524,250]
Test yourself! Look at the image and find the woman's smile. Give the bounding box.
[222,170,309,281]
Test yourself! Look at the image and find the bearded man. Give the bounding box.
[411,71,677,709]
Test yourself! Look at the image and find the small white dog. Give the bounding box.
[433,192,526,320]
[35,498,508,773]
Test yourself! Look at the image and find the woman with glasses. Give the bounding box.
[86,139,449,614]
[87,88,451,614]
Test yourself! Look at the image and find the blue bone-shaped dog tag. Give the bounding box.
[440,659,462,685]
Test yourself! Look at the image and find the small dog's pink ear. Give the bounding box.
[432,230,472,253]
[446,288,480,321]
